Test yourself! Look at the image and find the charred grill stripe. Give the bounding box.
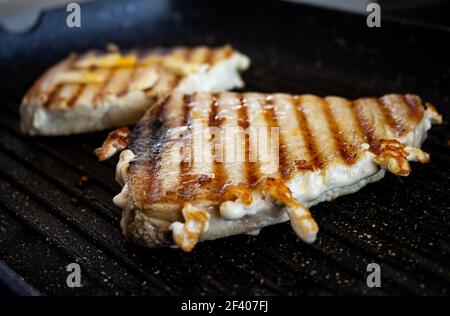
[209,93,228,192]
[347,99,367,143]
[67,84,85,108]
[145,95,172,201]
[352,101,380,154]
[129,96,170,154]
[148,97,171,160]
[151,72,183,95]
[404,94,425,122]
[184,47,194,63]
[44,84,63,107]
[118,53,140,97]
[182,94,193,127]
[264,97,290,178]
[117,73,133,96]
[293,96,322,169]
[323,99,357,164]
[237,94,260,187]
[94,68,115,101]
[44,56,78,107]
[379,97,406,135]
[145,75,161,96]
[171,75,183,90]
[26,55,75,102]
[204,48,213,65]
[128,95,171,204]
[178,94,196,200]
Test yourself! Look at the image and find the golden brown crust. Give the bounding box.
[127,92,431,208]
[22,55,77,106]
[21,45,249,136]
[118,92,438,251]
[373,139,430,176]
[170,203,210,252]
[22,46,242,111]
[262,178,318,243]
[95,127,131,161]
[373,139,412,176]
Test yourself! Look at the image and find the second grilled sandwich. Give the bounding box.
[21,45,249,135]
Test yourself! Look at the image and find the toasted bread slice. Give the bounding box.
[21,45,250,135]
[99,92,442,251]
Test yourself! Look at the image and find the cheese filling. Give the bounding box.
[115,149,136,186]
[169,203,210,252]
[75,53,137,68]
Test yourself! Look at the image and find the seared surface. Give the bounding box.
[128,92,426,206]
[24,46,236,110]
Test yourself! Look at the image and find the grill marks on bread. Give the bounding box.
[32,46,236,110]
[128,92,426,206]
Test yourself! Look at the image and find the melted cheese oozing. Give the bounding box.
[170,203,210,252]
[213,112,434,242]
[113,183,129,209]
[53,71,106,84]
[220,197,266,220]
[75,53,136,68]
[115,149,136,186]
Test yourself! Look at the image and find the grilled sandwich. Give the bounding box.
[97,92,442,251]
[20,45,249,135]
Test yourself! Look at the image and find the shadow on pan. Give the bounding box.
[0,0,449,295]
